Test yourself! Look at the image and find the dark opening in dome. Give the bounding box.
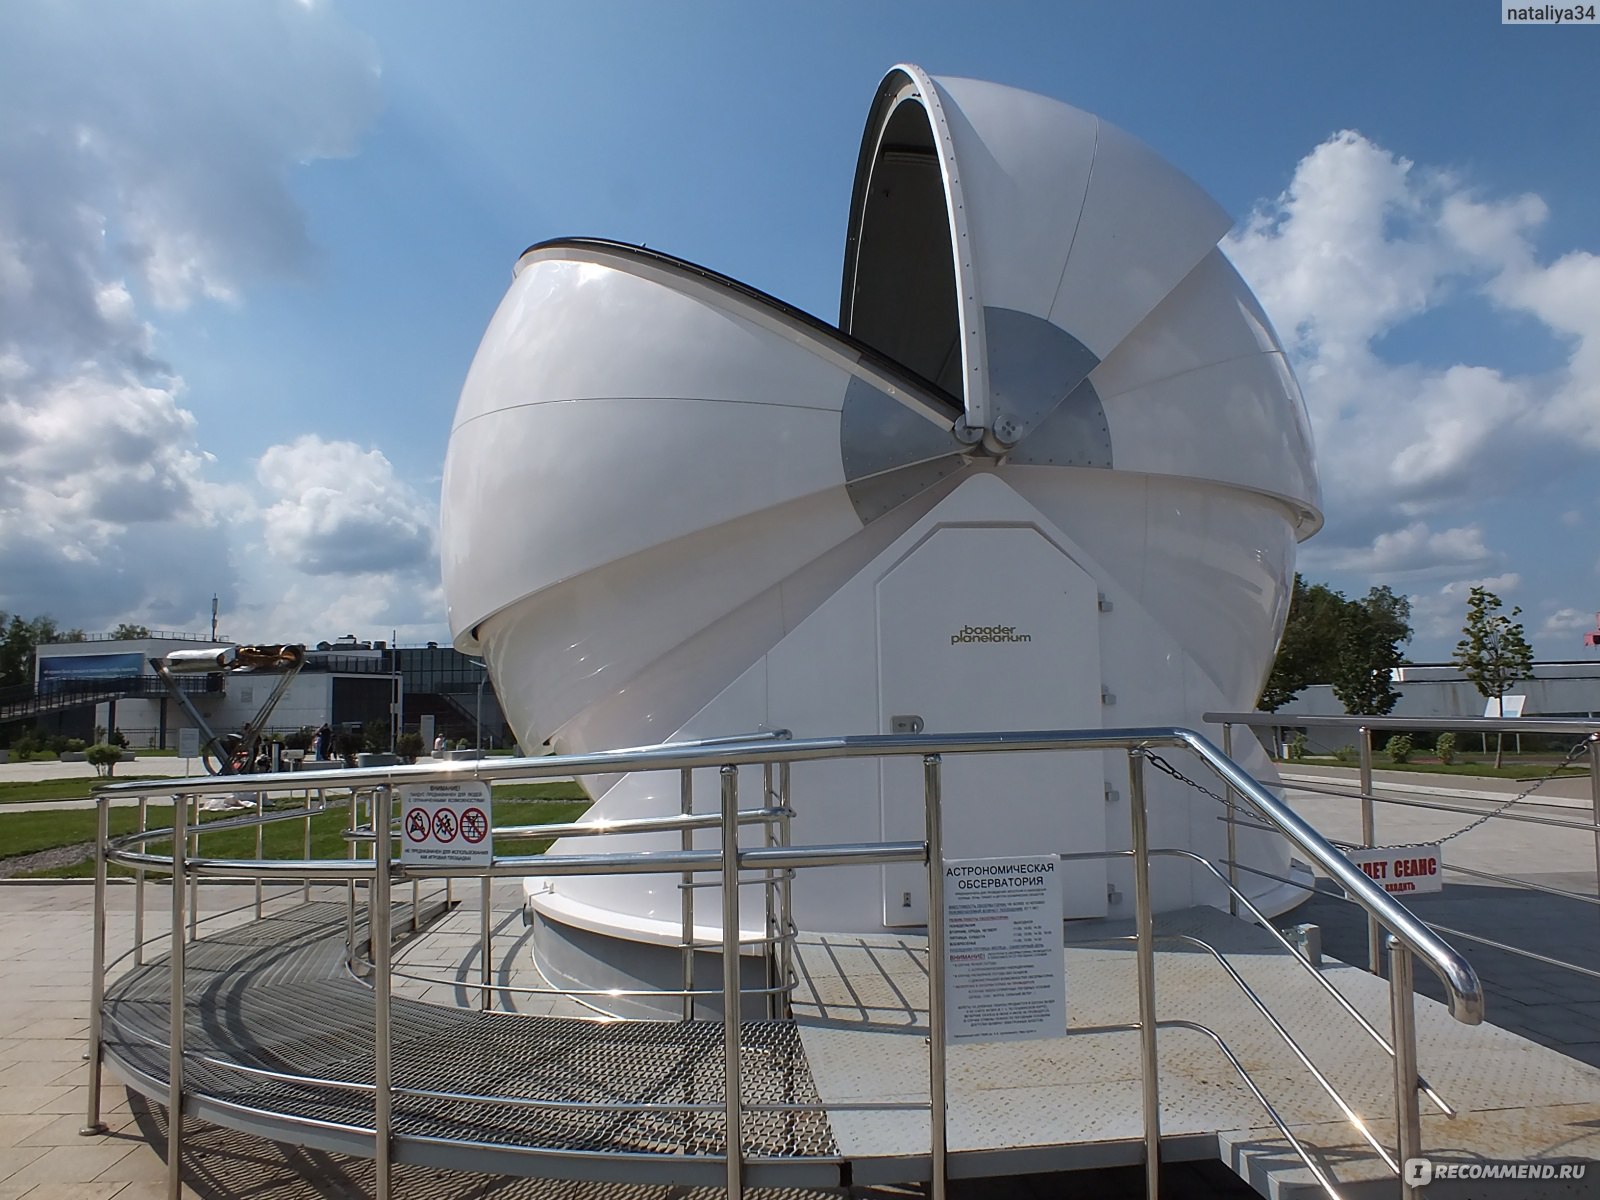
[841,89,962,401]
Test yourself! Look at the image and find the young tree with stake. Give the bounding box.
[1452,587,1533,768]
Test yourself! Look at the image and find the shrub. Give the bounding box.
[10,731,41,761]
[396,732,423,763]
[1435,732,1457,765]
[1287,732,1308,761]
[1333,744,1358,764]
[85,742,122,777]
[62,738,86,753]
[336,730,365,763]
[1385,734,1413,764]
[109,727,129,748]
[283,727,313,752]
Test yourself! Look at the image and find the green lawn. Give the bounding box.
[1,782,590,878]
[0,775,174,804]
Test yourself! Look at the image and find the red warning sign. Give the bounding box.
[460,807,488,844]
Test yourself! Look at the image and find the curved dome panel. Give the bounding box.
[839,64,1320,528]
[441,240,967,746]
[440,66,1323,942]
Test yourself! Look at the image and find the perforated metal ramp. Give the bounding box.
[101,902,839,1187]
[102,901,1600,1196]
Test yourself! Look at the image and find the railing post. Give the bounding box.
[254,788,265,919]
[1221,723,1239,916]
[762,762,778,1020]
[923,754,948,1200]
[372,788,394,1200]
[480,872,493,1011]
[303,790,315,905]
[80,795,110,1136]
[187,795,199,943]
[1129,749,1161,1200]
[719,764,744,1198]
[347,789,364,967]
[1388,937,1422,1199]
[134,796,148,966]
[1588,735,1600,914]
[777,761,794,1021]
[167,792,188,1200]
[681,767,696,1022]
[1359,727,1381,974]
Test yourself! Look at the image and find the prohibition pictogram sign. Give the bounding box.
[398,782,491,865]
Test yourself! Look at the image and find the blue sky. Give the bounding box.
[1,0,1597,663]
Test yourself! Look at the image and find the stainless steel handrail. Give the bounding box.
[1212,710,1598,994]
[1281,778,1600,831]
[86,725,1484,1200]
[93,724,1487,1023]
[1206,711,1600,737]
[1160,730,1482,1023]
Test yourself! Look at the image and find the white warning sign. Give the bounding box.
[942,855,1066,1044]
[1343,845,1443,896]
[400,780,492,868]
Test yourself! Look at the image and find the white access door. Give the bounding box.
[878,525,1107,925]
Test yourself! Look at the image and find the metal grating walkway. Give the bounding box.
[101,899,1600,1197]
[102,902,837,1180]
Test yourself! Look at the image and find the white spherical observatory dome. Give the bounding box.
[441,64,1320,978]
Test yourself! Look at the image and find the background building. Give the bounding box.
[5,632,509,753]
[1273,661,1600,722]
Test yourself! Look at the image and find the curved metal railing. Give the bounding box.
[82,726,1486,1200]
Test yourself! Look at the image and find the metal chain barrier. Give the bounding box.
[1139,748,1235,807]
[1142,736,1599,850]
[1369,734,1597,849]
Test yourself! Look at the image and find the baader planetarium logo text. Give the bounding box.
[950,624,1033,645]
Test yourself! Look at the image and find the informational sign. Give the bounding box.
[177,727,200,762]
[400,781,492,868]
[1344,845,1443,896]
[942,855,1066,1043]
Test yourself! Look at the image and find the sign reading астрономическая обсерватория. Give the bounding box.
[942,855,1065,1043]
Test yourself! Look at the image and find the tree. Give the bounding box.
[111,623,151,641]
[85,742,122,778]
[1451,586,1534,767]
[1260,578,1412,714]
[1260,577,1348,710]
[1330,586,1412,715]
[1,615,58,687]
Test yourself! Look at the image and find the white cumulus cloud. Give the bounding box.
[1307,522,1494,578]
[1541,607,1597,638]
[1225,130,1600,657]
[0,1,380,632]
[257,436,435,577]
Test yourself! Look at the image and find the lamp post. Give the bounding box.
[470,659,487,752]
